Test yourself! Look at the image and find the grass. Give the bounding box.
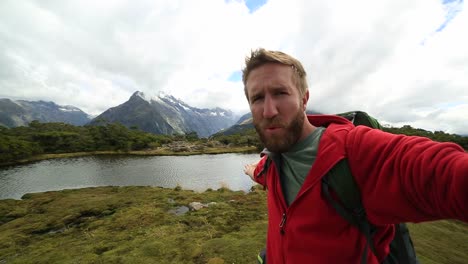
[0,186,267,264]
[408,221,468,264]
[0,186,466,263]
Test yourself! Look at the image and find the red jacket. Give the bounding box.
[253,115,468,264]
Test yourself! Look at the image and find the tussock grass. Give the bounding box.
[0,186,466,263]
[409,221,468,264]
[0,186,267,263]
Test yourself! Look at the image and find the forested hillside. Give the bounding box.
[383,125,468,149]
[0,121,173,163]
[1,121,467,164]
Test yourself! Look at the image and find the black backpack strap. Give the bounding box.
[321,159,377,264]
[382,224,420,264]
[257,156,272,178]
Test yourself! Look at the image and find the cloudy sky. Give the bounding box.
[0,0,467,134]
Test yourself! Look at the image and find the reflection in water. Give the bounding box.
[0,153,260,200]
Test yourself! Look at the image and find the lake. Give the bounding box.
[0,153,260,200]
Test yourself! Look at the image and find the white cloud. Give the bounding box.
[0,0,466,134]
[296,0,467,134]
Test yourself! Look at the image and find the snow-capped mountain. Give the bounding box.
[0,98,91,127]
[89,91,239,137]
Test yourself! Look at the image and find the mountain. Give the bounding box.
[0,98,91,127]
[214,112,254,136]
[236,112,253,125]
[89,91,239,137]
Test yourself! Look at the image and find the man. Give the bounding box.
[242,48,468,263]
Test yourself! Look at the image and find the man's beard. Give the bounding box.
[254,110,305,153]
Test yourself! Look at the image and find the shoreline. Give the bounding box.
[0,146,258,167]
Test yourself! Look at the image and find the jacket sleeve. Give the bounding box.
[346,125,468,224]
[253,156,269,187]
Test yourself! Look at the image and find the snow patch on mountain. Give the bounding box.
[136,91,153,103]
[178,103,190,111]
[59,106,81,112]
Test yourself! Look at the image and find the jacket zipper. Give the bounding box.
[279,213,287,235]
[274,172,288,263]
[269,153,288,263]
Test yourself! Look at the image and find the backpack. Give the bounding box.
[257,111,419,264]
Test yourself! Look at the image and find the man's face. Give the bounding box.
[246,63,307,153]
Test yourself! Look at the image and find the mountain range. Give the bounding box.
[0,99,91,127]
[89,91,239,137]
[214,112,254,136]
[0,92,240,138]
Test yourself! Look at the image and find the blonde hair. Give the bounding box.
[242,48,308,99]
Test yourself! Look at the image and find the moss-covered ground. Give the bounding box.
[0,186,466,263]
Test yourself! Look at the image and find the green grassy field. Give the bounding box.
[0,186,466,263]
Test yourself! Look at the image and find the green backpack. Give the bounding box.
[257,111,419,264]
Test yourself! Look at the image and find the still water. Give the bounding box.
[0,153,260,200]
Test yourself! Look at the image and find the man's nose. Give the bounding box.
[263,95,278,118]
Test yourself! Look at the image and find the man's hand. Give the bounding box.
[244,162,258,181]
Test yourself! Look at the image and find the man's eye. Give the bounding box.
[251,96,263,103]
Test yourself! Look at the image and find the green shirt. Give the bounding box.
[280,127,325,205]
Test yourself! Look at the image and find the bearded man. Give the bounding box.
[242,48,468,264]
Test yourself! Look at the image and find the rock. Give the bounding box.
[186,201,217,211]
[189,202,205,211]
[168,206,189,216]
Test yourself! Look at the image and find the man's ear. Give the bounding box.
[301,90,309,111]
